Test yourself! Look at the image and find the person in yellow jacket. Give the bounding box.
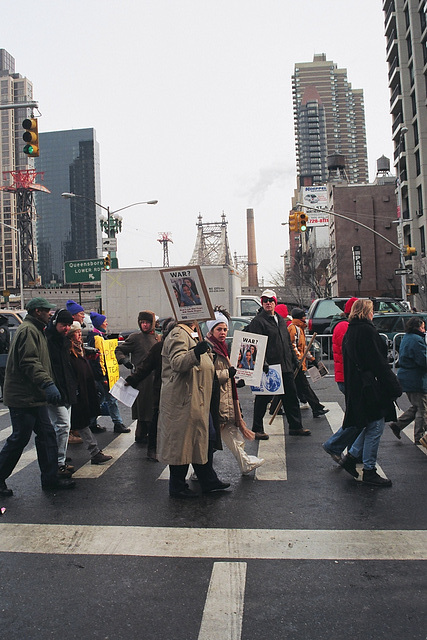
[288,308,329,419]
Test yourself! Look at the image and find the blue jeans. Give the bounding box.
[322,382,361,456]
[348,417,385,471]
[48,404,71,466]
[0,406,58,486]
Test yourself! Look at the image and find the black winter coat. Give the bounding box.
[245,309,298,374]
[342,318,402,428]
[70,352,100,429]
[46,324,78,406]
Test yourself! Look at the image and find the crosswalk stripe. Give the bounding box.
[0,523,424,560]
[198,562,246,640]
[255,415,286,480]
[72,425,136,478]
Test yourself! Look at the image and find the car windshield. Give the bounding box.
[313,300,344,318]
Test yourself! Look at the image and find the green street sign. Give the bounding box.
[64,259,104,283]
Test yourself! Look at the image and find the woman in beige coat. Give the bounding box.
[206,311,265,475]
[158,321,230,498]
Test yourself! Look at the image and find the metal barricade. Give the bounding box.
[306,333,334,377]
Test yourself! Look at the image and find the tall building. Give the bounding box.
[34,129,102,284]
[383,0,427,301]
[0,49,36,292]
[292,54,369,186]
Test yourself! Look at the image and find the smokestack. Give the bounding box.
[246,208,258,287]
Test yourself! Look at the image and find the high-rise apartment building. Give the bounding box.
[34,129,102,284]
[0,49,36,291]
[292,54,369,185]
[383,0,427,300]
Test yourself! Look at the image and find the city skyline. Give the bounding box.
[1,1,393,282]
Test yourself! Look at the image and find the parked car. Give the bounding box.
[0,309,27,341]
[307,297,407,334]
[372,311,427,357]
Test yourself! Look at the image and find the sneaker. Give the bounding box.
[68,432,83,444]
[0,481,13,497]
[419,434,427,449]
[289,428,311,436]
[322,444,342,464]
[242,458,265,475]
[362,468,392,487]
[388,422,401,440]
[340,453,359,478]
[114,423,131,433]
[91,451,113,465]
[90,424,107,434]
[299,403,310,410]
[57,464,74,478]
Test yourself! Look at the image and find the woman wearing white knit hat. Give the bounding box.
[206,309,265,475]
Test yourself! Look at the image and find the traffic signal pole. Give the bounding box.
[295,201,410,302]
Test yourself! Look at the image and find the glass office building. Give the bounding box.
[34,129,102,284]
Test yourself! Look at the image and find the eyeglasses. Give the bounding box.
[261,297,275,303]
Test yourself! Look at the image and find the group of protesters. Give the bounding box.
[0,288,425,499]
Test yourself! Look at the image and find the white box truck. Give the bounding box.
[100,265,261,333]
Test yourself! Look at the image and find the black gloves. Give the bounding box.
[43,382,62,406]
[228,366,237,378]
[122,359,133,370]
[263,364,269,374]
[194,340,209,357]
[236,379,245,388]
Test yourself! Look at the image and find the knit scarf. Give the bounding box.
[207,333,238,401]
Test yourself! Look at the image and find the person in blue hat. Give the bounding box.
[86,312,130,434]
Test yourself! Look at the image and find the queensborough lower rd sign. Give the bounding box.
[64,259,104,283]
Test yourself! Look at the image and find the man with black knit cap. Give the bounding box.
[245,289,310,439]
[0,297,75,496]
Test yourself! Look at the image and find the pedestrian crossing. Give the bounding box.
[0,403,425,482]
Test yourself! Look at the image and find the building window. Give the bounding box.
[411,91,417,116]
[409,63,414,87]
[420,226,426,258]
[415,150,421,176]
[407,34,412,59]
[417,184,424,217]
[404,6,410,30]
[414,119,419,146]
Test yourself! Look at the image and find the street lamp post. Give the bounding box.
[61,193,158,264]
[0,222,24,307]
[396,126,408,301]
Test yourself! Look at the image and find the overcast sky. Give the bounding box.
[2,0,392,282]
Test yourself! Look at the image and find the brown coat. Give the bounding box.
[157,324,214,465]
[115,326,159,421]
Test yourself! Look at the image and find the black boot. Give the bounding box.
[362,468,392,487]
[340,453,359,478]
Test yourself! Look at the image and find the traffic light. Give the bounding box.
[299,212,308,232]
[289,212,298,232]
[103,255,111,270]
[22,118,39,157]
[404,245,417,258]
[406,284,419,295]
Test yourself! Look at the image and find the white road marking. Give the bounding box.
[72,426,136,478]
[255,415,286,480]
[0,523,424,560]
[198,562,246,640]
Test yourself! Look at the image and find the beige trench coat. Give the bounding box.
[157,324,214,466]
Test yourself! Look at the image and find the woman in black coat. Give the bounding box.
[340,299,401,487]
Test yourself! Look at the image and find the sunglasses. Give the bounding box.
[261,297,276,303]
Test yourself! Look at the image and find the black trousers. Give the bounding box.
[253,371,302,432]
[295,370,323,414]
[169,440,219,495]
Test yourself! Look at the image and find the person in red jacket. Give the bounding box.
[322,297,361,463]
